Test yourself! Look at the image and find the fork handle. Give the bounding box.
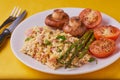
[0,17,15,29]
[0,29,11,47]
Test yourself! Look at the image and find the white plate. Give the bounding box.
[10,8,120,75]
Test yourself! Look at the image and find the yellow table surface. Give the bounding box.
[0,0,120,79]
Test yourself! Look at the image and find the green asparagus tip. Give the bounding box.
[88,57,95,62]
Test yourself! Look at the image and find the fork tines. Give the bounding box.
[0,7,22,29]
[10,7,21,18]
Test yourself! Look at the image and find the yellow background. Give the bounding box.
[0,0,120,79]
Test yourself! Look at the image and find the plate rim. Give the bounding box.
[10,7,120,75]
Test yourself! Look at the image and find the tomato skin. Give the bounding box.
[89,38,116,58]
[79,8,102,28]
[94,25,120,40]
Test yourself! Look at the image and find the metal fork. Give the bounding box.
[0,7,21,29]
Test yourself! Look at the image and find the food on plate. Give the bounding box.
[79,33,95,59]
[79,8,102,28]
[63,16,86,36]
[20,26,94,69]
[89,38,116,58]
[94,25,120,40]
[20,8,120,70]
[45,9,69,29]
[62,30,95,68]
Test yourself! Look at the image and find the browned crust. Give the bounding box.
[45,13,69,29]
[63,24,86,37]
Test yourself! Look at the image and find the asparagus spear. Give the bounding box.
[79,33,94,59]
[58,43,76,62]
[58,30,92,63]
[88,57,95,62]
[65,44,79,68]
[65,30,93,68]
